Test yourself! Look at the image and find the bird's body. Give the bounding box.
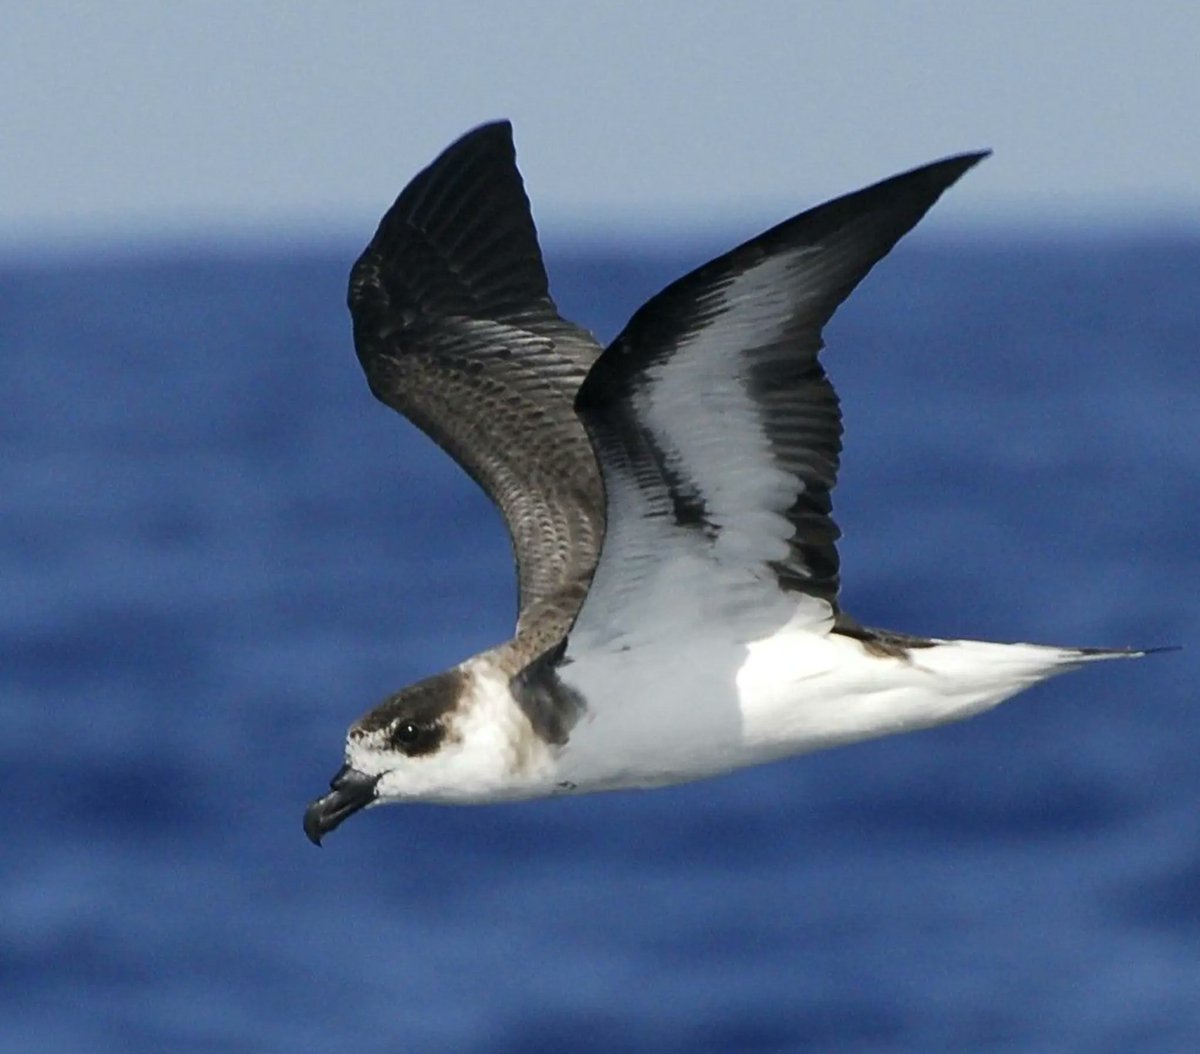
[558,631,1117,797]
[338,611,1132,810]
[304,122,1154,844]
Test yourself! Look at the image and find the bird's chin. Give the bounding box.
[303,764,380,846]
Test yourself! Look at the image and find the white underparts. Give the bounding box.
[360,617,1139,805]
[552,614,1136,794]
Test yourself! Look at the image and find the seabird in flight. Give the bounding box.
[304,121,1157,845]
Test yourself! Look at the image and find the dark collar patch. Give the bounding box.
[510,642,586,745]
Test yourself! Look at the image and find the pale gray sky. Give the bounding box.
[3,2,1198,250]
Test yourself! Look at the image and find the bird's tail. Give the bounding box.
[908,638,1174,725]
[1059,644,1179,664]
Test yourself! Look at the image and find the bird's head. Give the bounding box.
[302,661,546,844]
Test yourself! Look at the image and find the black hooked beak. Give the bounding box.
[303,764,380,846]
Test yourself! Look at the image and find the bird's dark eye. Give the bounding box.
[393,722,420,745]
[388,719,443,756]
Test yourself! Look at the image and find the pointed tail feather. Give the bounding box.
[1066,644,1180,661]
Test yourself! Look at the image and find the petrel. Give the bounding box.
[304,121,1154,844]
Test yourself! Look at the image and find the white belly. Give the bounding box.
[554,613,1086,793]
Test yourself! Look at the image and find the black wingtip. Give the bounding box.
[433,119,516,162]
[838,147,990,219]
[467,118,514,139]
[578,147,993,412]
[349,116,558,342]
[919,148,991,187]
[945,148,991,168]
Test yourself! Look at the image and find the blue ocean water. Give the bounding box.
[3,232,1197,1053]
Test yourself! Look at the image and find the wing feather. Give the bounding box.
[570,152,988,652]
[348,122,606,653]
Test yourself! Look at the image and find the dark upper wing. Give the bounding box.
[569,152,987,652]
[349,122,605,652]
